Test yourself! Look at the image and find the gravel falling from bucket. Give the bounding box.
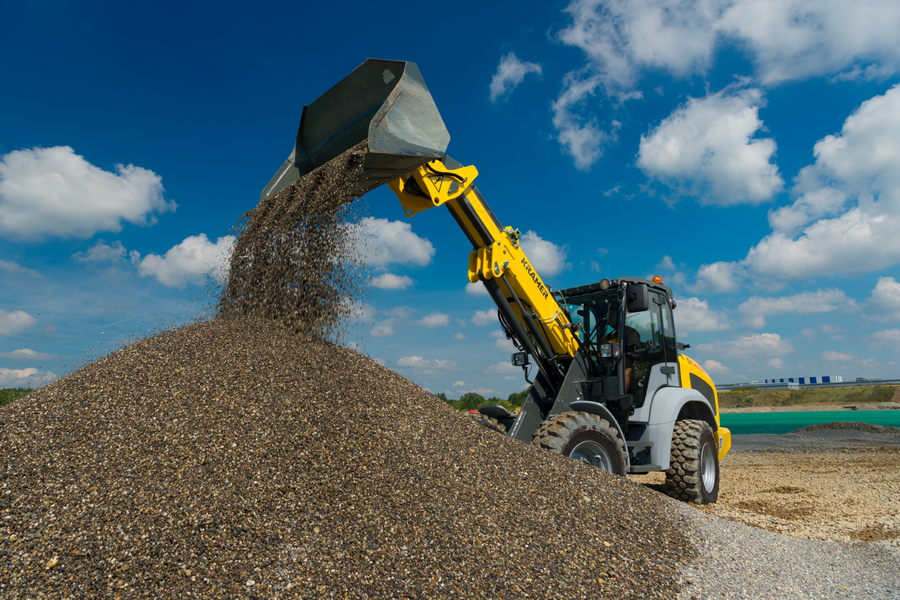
[219,142,369,340]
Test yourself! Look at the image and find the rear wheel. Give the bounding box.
[666,420,719,504]
[531,411,626,476]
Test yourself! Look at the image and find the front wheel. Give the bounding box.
[531,411,626,476]
[666,420,720,504]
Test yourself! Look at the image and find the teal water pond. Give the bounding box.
[720,410,900,435]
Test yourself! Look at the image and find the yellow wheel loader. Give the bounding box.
[263,59,731,504]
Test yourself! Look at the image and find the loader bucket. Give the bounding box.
[261,59,450,201]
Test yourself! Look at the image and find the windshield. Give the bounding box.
[561,290,620,360]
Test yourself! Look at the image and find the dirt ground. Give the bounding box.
[629,443,900,549]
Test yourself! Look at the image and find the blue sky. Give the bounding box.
[3,1,900,398]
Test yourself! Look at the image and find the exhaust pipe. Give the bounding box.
[261,59,450,201]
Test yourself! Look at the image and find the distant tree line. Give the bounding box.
[437,388,530,412]
[0,388,33,408]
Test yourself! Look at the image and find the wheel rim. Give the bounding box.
[569,440,613,472]
[700,441,716,492]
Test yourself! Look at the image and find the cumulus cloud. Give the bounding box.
[484,361,519,373]
[396,356,457,370]
[465,282,489,296]
[767,358,786,370]
[417,312,450,328]
[350,217,435,268]
[0,348,55,360]
[702,359,732,376]
[823,350,853,362]
[674,298,733,334]
[552,0,900,169]
[693,261,743,294]
[489,53,542,102]
[519,230,570,276]
[0,367,57,387]
[72,240,127,263]
[370,322,396,337]
[453,332,466,340]
[134,234,235,288]
[0,146,175,240]
[871,328,900,349]
[864,277,900,322]
[471,310,495,326]
[638,87,783,205]
[370,273,415,290]
[737,289,856,328]
[694,332,794,358]
[0,259,42,278]
[0,309,37,335]
[742,84,900,281]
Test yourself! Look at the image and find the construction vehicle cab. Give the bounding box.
[263,58,731,504]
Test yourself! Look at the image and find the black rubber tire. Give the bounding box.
[531,411,626,476]
[469,413,507,434]
[666,419,720,504]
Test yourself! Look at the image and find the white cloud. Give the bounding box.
[693,261,742,294]
[823,350,853,362]
[0,348,54,360]
[494,337,517,351]
[370,273,415,290]
[134,234,235,288]
[344,300,377,322]
[453,333,466,340]
[350,217,435,268]
[702,359,732,376]
[717,0,900,85]
[471,310,495,326]
[489,53,542,102]
[864,277,900,322]
[385,306,415,318]
[737,289,856,328]
[767,358,786,370]
[452,381,466,387]
[0,146,175,240]
[0,367,57,387]
[484,361,518,373]
[742,84,900,282]
[396,356,457,369]
[72,240,127,263]
[638,86,783,205]
[370,322,396,337]
[465,282,489,296]
[519,230,570,276]
[871,328,900,349]
[0,259,42,278]
[674,298,733,334]
[694,332,794,359]
[417,312,450,328]
[0,309,37,335]
[552,1,900,170]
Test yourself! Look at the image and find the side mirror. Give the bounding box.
[626,283,649,312]
[512,352,530,366]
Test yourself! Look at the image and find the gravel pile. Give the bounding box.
[795,421,900,434]
[1,316,692,598]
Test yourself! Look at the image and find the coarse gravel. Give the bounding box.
[672,500,900,599]
[1,316,692,598]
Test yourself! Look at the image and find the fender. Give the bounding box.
[569,400,632,470]
[645,387,716,469]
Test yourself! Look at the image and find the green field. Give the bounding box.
[0,388,33,409]
[718,385,898,409]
